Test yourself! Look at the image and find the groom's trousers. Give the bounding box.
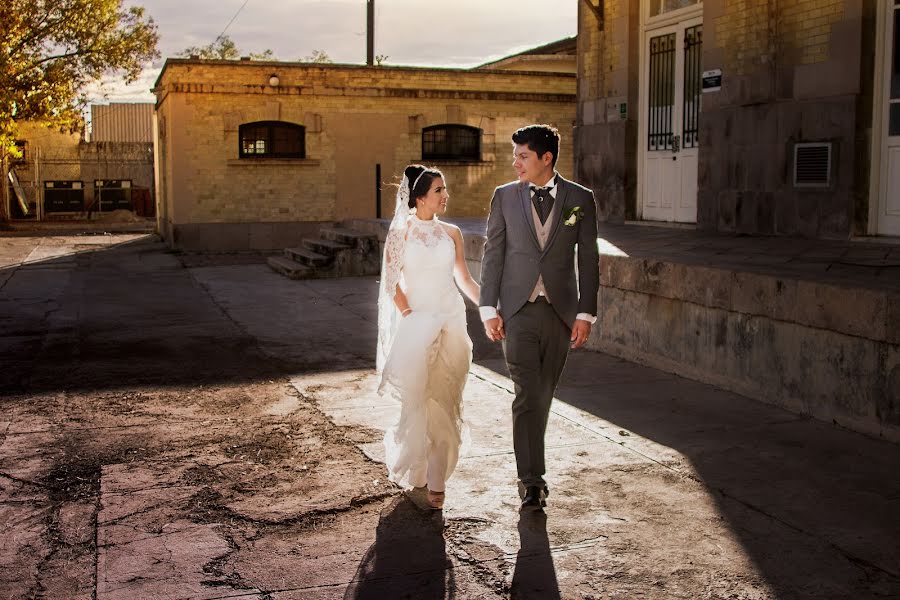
[503,297,571,489]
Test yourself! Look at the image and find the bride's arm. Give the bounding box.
[392,285,412,316]
[384,226,413,317]
[447,225,480,304]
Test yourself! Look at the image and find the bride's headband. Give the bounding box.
[410,168,427,193]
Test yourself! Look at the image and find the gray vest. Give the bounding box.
[528,200,555,302]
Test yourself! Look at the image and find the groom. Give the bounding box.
[479,124,600,512]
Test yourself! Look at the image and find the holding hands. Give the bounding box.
[484,316,505,342]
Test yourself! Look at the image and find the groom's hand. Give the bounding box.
[571,319,592,349]
[484,316,505,342]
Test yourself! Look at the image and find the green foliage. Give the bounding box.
[303,49,333,64]
[178,36,274,61]
[0,0,160,158]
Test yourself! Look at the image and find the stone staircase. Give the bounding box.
[267,226,381,280]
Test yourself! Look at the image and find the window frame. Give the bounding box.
[421,124,482,161]
[238,121,306,159]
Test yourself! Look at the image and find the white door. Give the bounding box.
[641,18,702,223]
[878,0,900,235]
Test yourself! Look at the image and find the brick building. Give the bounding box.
[152,58,576,251]
[576,0,899,239]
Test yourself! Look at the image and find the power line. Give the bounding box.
[213,0,251,43]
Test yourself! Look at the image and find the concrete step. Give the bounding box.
[268,227,381,281]
[301,237,351,255]
[285,247,330,267]
[320,227,378,246]
[267,256,311,279]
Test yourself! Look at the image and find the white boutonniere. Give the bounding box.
[563,206,582,226]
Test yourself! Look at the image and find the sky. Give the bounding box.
[87,0,578,104]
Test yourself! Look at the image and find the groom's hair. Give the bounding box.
[512,124,560,167]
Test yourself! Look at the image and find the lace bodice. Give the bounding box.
[405,215,448,247]
[382,216,462,315]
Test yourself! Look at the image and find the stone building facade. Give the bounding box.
[152,60,576,251]
[576,0,899,239]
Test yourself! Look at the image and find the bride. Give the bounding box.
[376,164,485,510]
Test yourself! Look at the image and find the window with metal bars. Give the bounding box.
[682,25,702,149]
[648,33,675,151]
[422,125,481,161]
[239,121,305,159]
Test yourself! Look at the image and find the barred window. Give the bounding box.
[239,121,305,158]
[422,125,481,161]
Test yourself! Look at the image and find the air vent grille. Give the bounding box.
[793,142,832,187]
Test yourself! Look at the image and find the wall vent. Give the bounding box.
[793,142,832,188]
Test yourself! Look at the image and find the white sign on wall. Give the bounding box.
[702,69,722,92]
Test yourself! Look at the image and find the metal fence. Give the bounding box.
[7,142,155,220]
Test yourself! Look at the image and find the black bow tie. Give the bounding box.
[530,186,554,224]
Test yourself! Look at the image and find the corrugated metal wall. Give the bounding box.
[91,103,154,143]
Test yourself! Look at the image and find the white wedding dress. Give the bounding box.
[378,215,472,492]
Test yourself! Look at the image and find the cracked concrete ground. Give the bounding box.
[0,233,898,599]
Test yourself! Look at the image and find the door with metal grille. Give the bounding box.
[641,17,702,223]
[878,0,900,235]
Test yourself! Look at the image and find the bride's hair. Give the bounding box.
[404,164,443,209]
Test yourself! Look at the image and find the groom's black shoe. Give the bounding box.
[520,486,547,512]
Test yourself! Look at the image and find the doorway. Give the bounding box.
[639,3,702,223]
[873,0,900,236]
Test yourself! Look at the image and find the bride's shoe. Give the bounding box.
[426,489,445,510]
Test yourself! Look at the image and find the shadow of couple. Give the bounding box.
[345,494,560,599]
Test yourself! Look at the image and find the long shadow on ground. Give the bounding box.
[0,236,364,395]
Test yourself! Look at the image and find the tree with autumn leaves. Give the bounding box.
[0,0,159,219]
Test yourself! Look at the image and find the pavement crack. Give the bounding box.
[98,499,177,527]
[837,545,900,582]
[717,488,900,581]
[0,266,19,293]
[92,494,100,600]
[0,470,47,488]
[199,530,262,595]
[233,489,399,529]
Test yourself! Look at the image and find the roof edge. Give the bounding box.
[153,58,576,89]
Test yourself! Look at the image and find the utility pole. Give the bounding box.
[367,0,374,66]
[1,156,8,223]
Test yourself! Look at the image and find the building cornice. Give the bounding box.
[152,81,575,104]
[153,58,575,89]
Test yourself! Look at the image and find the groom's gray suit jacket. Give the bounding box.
[480,176,600,328]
